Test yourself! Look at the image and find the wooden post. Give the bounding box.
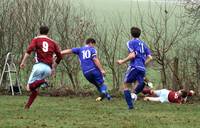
[172,57,179,90]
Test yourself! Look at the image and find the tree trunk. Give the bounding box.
[172,57,179,90]
[161,64,167,88]
[195,58,200,88]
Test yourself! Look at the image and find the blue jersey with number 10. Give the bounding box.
[127,38,151,71]
[72,45,98,74]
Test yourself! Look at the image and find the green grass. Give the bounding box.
[0,96,200,128]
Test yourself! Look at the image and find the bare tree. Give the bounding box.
[53,1,96,90]
[93,19,127,90]
[184,1,200,33]
[177,39,200,94]
[173,1,200,93]
[10,0,60,86]
[0,0,99,92]
[135,1,189,88]
[0,0,20,86]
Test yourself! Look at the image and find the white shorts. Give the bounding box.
[154,89,170,103]
[28,63,51,84]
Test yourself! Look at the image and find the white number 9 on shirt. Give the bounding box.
[42,41,49,52]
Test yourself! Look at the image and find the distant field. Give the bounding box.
[0,96,200,128]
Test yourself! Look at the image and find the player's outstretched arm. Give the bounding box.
[93,57,106,75]
[61,49,73,56]
[145,55,153,65]
[20,53,30,69]
[117,52,135,65]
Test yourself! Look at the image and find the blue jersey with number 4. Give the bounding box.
[127,38,151,71]
[72,45,98,74]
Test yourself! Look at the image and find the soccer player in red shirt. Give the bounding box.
[20,26,62,109]
[143,88,195,104]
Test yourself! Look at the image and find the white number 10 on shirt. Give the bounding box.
[82,50,91,59]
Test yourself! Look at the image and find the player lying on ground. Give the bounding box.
[117,27,153,109]
[143,88,195,104]
[20,25,62,109]
[61,38,111,101]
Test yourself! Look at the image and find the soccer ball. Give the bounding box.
[131,93,137,101]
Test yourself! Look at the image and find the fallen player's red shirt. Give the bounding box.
[168,91,182,103]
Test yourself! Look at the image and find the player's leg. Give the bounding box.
[25,89,39,109]
[123,66,136,109]
[144,97,161,102]
[84,71,103,100]
[153,89,169,96]
[144,89,170,103]
[25,63,51,109]
[93,83,111,101]
[94,70,111,101]
[84,70,111,101]
[123,82,134,109]
[134,70,145,94]
[93,76,111,100]
[25,64,40,109]
[28,63,51,90]
[97,83,111,101]
[142,87,154,95]
[153,89,163,97]
[38,63,52,89]
[27,64,46,91]
[128,70,145,104]
[159,89,170,103]
[144,89,169,103]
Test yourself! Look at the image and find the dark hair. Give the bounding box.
[131,27,141,38]
[39,25,49,35]
[86,38,96,44]
[181,90,188,98]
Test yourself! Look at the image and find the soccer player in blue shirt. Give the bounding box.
[61,38,111,101]
[117,27,153,109]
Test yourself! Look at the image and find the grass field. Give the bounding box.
[0,96,200,128]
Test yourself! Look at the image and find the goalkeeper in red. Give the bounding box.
[20,26,62,109]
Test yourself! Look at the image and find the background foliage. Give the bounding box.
[0,0,199,94]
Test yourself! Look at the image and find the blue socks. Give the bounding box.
[99,84,111,100]
[124,90,133,109]
[100,84,107,93]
